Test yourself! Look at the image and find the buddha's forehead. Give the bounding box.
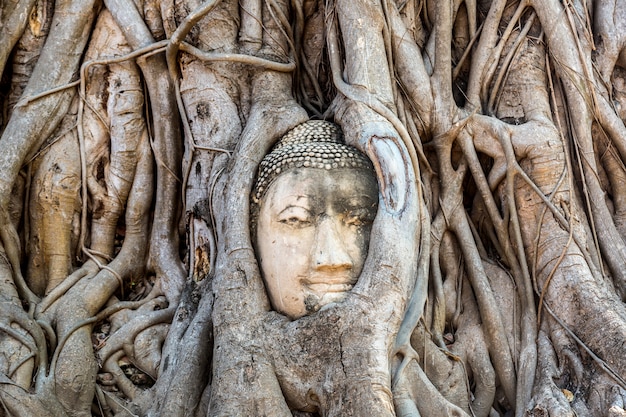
[263,167,378,211]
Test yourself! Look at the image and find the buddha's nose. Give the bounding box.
[312,216,353,271]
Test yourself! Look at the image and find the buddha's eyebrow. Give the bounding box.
[274,196,312,212]
[279,203,311,212]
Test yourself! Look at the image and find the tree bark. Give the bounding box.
[0,1,625,416]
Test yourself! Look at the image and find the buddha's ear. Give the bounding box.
[366,134,407,214]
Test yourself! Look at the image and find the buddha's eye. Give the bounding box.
[344,207,375,226]
[277,206,312,228]
[281,217,311,227]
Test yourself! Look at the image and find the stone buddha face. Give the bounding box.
[252,121,379,319]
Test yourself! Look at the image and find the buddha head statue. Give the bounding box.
[251,120,379,319]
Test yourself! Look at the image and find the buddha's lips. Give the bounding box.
[302,275,357,293]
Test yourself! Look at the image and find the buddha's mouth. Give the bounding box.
[302,274,357,294]
[304,282,354,294]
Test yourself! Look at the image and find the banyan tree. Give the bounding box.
[0,0,625,416]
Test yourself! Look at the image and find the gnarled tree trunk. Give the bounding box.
[0,0,624,416]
